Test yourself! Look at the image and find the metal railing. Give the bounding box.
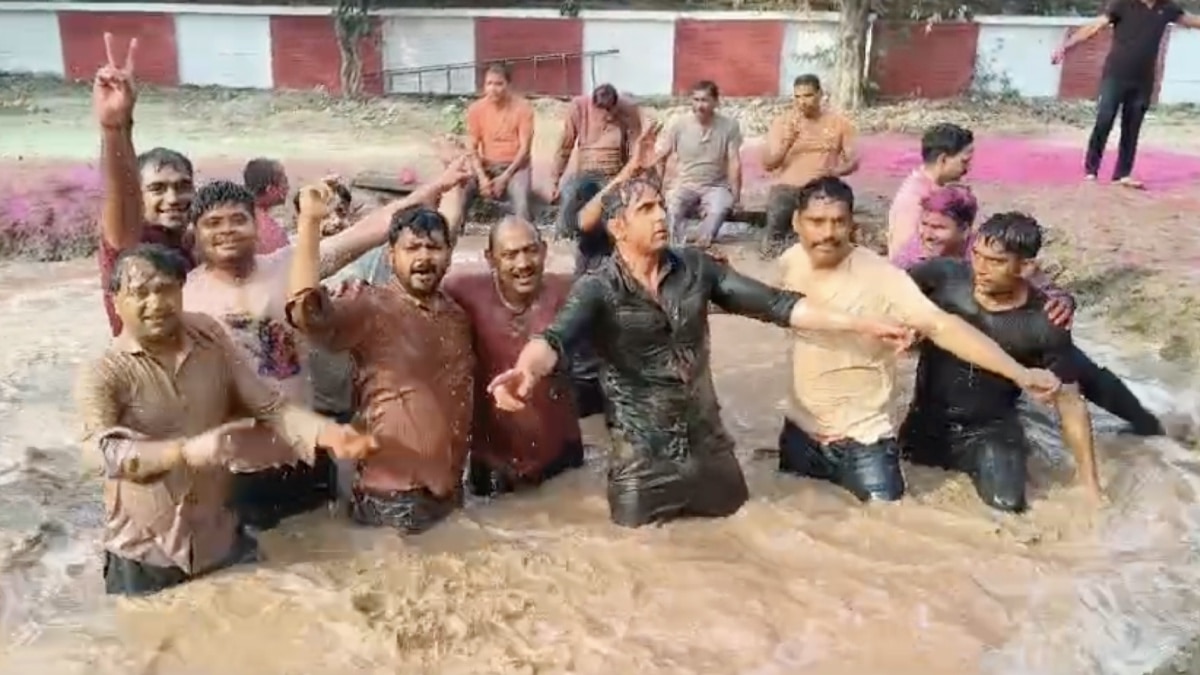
[384,49,619,95]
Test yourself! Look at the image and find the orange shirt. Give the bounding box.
[466,96,535,165]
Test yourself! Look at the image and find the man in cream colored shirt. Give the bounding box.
[776,176,1060,502]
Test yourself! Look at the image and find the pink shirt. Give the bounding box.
[886,169,937,256]
[183,247,311,469]
[255,207,290,255]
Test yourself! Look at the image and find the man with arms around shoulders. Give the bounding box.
[75,244,375,597]
[447,62,536,234]
[487,158,913,528]
[1052,0,1200,188]
[654,80,743,249]
[444,218,593,497]
[776,176,1060,503]
[902,213,1101,511]
[761,74,860,255]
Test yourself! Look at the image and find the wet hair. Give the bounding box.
[136,147,194,178]
[795,176,855,214]
[601,169,663,220]
[485,62,511,82]
[387,206,451,246]
[976,211,1043,260]
[243,157,282,197]
[592,83,618,110]
[188,180,256,224]
[486,217,543,253]
[920,123,974,164]
[692,80,720,100]
[920,184,977,230]
[793,73,822,91]
[108,243,189,294]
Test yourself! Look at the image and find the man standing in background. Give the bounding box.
[243,157,292,254]
[1052,0,1200,188]
[761,74,859,256]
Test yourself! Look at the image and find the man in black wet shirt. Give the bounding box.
[902,212,1101,512]
[487,170,912,528]
[1052,0,1200,188]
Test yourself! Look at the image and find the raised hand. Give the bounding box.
[297,181,336,221]
[93,32,138,129]
[437,155,473,189]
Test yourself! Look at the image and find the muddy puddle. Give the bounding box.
[0,242,1198,675]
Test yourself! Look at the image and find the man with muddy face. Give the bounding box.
[777,177,1062,504]
[487,168,913,528]
[79,243,375,596]
[91,32,198,336]
[892,186,1164,436]
[287,204,474,534]
[191,181,259,269]
[444,218,589,497]
[902,213,1101,510]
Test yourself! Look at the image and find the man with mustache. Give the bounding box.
[776,177,1060,503]
[902,213,1100,510]
[443,218,589,497]
[486,145,914,526]
[287,199,474,533]
[75,243,376,596]
[92,33,197,336]
[894,184,1165,437]
[181,164,468,531]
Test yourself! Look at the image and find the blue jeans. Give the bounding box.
[557,172,613,274]
[778,419,905,502]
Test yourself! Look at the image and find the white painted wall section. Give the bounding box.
[974,23,1063,98]
[0,11,65,76]
[582,18,675,97]
[1159,28,1200,104]
[176,14,273,89]
[779,18,838,95]
[382,16,476,94]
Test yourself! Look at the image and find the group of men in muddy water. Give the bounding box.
[77,28,1171,597]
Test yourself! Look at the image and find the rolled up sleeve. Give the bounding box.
[285,283,369,353]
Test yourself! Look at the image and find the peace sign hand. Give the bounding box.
[93,32,138,129]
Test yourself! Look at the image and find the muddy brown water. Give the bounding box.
[1,239,1199,675]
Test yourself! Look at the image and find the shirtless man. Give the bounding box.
[170,167,465,530]
[75,244,374,596]
[776,177,1059,502]
[243,157,291,254]
[655,80,743,248]
[91,34,197,335]
[447,63,536,234]
[487,163,912,528]
[549,84,642,243]
[903,213,1100,510]
[761,74,859,255]
[287,201,474,533]
[444,218,588,496]
[895,185,1165,437]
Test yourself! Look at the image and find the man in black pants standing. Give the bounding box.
[1052,0,1200,188]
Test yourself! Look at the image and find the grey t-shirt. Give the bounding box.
[659,113,743,190]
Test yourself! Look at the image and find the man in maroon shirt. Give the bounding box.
[92,33,197,335]
[443,218,587,496]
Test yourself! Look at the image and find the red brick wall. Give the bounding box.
[59,12,178,86]
[672,20,784,97]
[1057,26,1169,101]
[269,16,383,95]
[474,18,583,97]
[870,22,980,99]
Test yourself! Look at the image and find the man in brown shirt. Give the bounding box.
[761,74,860,256]
[444,218,588,497]
[448,62,536,233]
[548,84,642,241]
[287,201,474,534]
[76,244,375,597]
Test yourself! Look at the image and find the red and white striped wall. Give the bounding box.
[2,3,1200,103]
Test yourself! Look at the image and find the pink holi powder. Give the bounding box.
[740,136,1200,191]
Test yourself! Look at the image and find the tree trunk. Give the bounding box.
[335,22,363,98]
[832,0,871,111]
